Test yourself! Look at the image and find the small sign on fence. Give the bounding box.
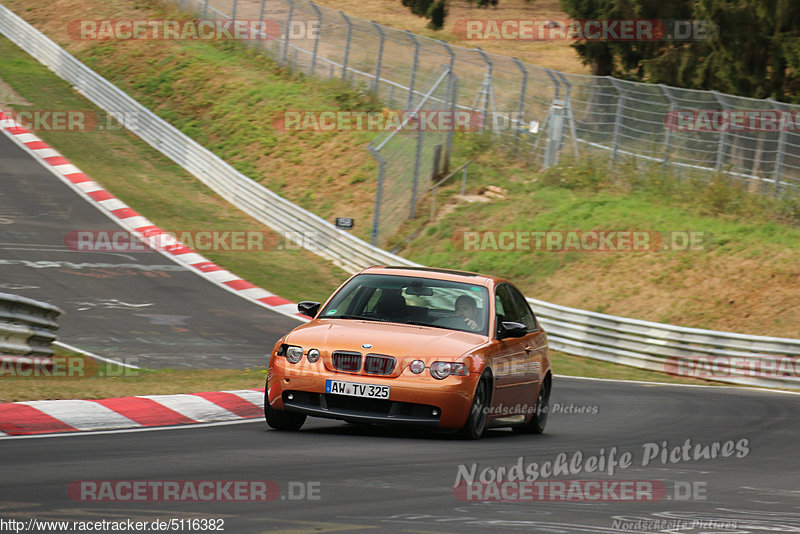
[335,217,354,230]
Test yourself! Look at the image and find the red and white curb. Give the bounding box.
[0,108,307,322]
[0,389,265,436]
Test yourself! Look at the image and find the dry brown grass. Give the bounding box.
[304,0,589,74]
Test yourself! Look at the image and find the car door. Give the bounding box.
[490,284,536,410]
[506,284,547,399]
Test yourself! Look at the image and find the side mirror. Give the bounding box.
[498,321,527,339]
[297,301,321,318]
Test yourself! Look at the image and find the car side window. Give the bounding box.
[495,284,520,325]
[508,285,537,332]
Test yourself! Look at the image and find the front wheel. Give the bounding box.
[457,372,490,440]
[264,388,306,431]
[513,377,550,435]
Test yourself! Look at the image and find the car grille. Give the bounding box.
[363,354,396,375]
[332,351,362,372]
[282,390,440,425]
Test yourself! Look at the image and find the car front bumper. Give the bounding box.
[267,358,480,429]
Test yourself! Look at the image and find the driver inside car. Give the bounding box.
[454,294,480,331]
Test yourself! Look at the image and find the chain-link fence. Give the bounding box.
[172,0,800,234]
[367,67,457,246]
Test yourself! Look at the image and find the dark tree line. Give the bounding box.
[561,0,800,103]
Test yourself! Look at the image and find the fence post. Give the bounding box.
[660,84,677,165]
[542,69,563,168]
[556,71,579,158]
[231,0,238,20]
[445,75,458,174]
[410,115,423,219]
[371,21,385,95]
[282,0,295,63]
[258,0,266,22]
[711,91,730,172]
[368,146,385,246]
[438,41,456,166]
[339,11,353,81]
[511,57,527,151]
[475,48,493,130]
[309,2,322,76]
[405,30,419,109]
[609,78,626,164]
[768,98,786,195]
[202,0,209,18]
[544,100,565,168]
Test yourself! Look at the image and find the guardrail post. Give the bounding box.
[282,0,295,63]
[370,21,385,95]
[405,30,419,109]
[307,2,323,76]
[339,11,353,81]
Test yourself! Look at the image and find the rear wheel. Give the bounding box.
[457,372,490,439]
[513,376,550,435]
[264,388,306,431]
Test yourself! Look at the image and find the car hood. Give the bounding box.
[284,319,488,359]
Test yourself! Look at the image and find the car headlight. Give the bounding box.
[285,345,303,364]
[409,360,425,374]
[430,361,468,379]
[307,348,320,363]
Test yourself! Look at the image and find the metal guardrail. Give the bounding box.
[0,292,63,357]
[1,4,797,389]
[532,299,800,389]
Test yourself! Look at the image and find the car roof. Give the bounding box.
[358,266,499,286]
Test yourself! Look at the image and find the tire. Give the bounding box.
[264,388,306,431]
[513,376,550,435]
[457,372,491,440]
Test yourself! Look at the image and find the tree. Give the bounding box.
[401,0,496,31]
[561,0,800,102]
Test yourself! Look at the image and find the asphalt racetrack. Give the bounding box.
[2,378,799,533]
[0,132,302,369]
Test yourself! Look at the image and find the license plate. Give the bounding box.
[325,379,389,399]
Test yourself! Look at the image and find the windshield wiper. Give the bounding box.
[325,314,379,321]
[403,320,445,329]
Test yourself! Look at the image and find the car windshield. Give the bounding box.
[319,274,490,335]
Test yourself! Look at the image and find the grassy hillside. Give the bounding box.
[2,0,797,338]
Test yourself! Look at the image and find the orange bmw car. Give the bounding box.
[264,266,552,439]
